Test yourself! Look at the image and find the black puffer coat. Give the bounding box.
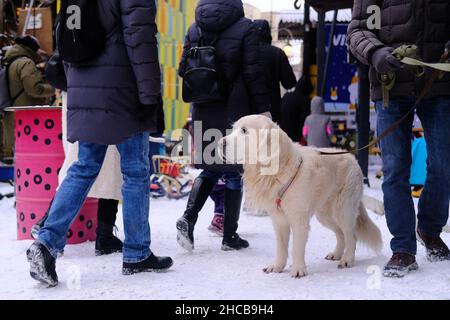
[347,0,450,101]
[280,76,314,143]
[65,0,161,145]
[179,0,270,171]
[254,20,296,123]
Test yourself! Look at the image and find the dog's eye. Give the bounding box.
[241,127,248,134]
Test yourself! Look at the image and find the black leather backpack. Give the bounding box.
[182,27,227,104]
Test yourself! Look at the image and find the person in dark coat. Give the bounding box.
[176,0,271,252]
[279,76,314,143]
[348,0,450,277]
[253,19,297,123]
[26,0,172,287]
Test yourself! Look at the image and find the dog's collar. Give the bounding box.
[276,159,303,210]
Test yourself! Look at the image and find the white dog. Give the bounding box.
[219,115,382,278]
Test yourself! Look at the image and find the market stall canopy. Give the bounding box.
[279,8,352,23]
[305,0,354,12]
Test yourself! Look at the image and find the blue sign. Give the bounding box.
[324,24,358,113]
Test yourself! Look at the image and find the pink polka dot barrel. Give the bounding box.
[11,107,98,244]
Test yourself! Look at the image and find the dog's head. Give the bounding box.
[218,115,292,175]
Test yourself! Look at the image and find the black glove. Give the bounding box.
[138,95,164,123]
[371,47,404,74]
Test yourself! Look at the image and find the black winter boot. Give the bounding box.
[222,189,249,251]
[26,242,58,287]
[95,199,123,256]
[176,177,216,251]
[123,253,173,275]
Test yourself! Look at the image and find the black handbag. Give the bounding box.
[182,27,227,104]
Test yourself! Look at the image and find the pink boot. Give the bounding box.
[208,214,224,236]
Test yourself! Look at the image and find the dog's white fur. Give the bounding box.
[219,115,382,278]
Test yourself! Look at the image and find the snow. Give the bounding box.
[1,175,449,300]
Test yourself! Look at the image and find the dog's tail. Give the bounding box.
[356,202,383,254]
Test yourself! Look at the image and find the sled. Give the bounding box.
[150,155,193,200]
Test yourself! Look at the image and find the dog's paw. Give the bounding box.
[325,252,342,261]
[338,259,354,269]
[263,263,285,274]
[290,265,308,278]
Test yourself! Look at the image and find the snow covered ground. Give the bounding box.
[1,174,449,300]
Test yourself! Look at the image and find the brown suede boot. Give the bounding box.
[383,253,419,278]
[417,228,450,262]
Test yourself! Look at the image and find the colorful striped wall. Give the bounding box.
[157,0,198,133]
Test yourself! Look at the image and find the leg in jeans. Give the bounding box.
[417,96,450,236]
[376,98,416,255]
[116,132,152,263]
[38,142,108,258]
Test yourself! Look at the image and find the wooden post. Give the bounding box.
[0,0,5,34]
[357,64,371,186]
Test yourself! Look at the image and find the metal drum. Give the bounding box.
[8,106,98,243]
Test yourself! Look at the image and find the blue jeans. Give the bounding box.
[376,96,450,255]
[199,170,242,191]
[38,132,151,263]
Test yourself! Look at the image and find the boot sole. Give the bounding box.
[221,243,250,251]
[26,247,58,287]
[176,219,194,252]
[208,225,224,237]
[122,261,174,276]
[383,262,419,278]
[95,249,123,256]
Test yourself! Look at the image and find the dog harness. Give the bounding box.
[276,159,303,211]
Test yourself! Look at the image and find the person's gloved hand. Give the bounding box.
[371,47,404,74]
[138,95,163,122]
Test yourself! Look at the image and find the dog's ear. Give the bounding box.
[257,127,281,166]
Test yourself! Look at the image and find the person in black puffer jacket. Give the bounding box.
[253,19,297,123]
[280,76,314,143]
[177,0,271,252]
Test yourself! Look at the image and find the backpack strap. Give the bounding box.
[194,25,219,47]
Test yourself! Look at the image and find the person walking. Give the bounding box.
[31,48,124,256]
[26,0,172,287]
[303,96,333,148]
[253,19,297,124]
[176,0,270,252]
[1,36,54,160]
[348,0,450,277]
[280,76,314,143]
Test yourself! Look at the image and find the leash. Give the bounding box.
[275,159,303,210]
[319,46,450,157]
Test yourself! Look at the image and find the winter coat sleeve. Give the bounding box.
[279,50,296,90]
[347,0,386,65]
[18,59,55,98]
[120,0,161,105]
[242,23,271,114]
